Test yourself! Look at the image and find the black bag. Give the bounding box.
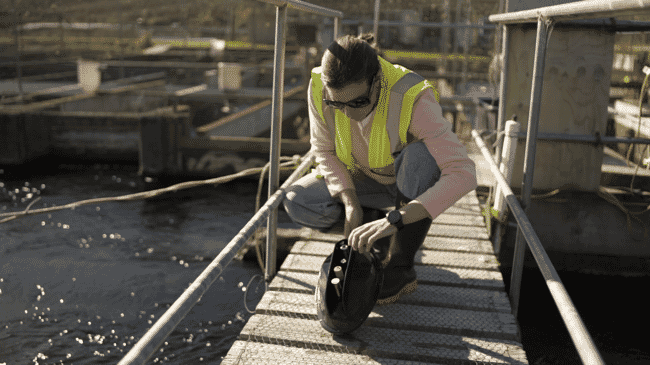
[316,239,384,334]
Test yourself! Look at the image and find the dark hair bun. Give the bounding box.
[358,33,376,47]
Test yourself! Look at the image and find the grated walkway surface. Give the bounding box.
[222,191,528,364]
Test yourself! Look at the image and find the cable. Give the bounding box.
[243,274,265,314]
[0,196,41,224]
[0,156,304,224]
[530,188,562,200]
[250,157,300,272]
[597,186,649,241]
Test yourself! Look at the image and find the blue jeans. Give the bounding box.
[283,142,441,230]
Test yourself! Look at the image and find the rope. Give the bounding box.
[0,156,303,224]
[0,196,43,223]
[251,157,301,272]
[597,186,649,241]
[243,274,265,314]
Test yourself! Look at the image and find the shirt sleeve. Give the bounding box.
[308,80,356,198]
[408,89,478,220]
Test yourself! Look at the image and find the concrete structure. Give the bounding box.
[501,0,615,191]
[486,0,650,278]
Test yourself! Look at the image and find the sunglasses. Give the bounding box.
[323,75,377,110]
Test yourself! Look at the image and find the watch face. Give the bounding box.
[387,210,401,224]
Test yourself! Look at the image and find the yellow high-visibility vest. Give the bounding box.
[311,56,439,170]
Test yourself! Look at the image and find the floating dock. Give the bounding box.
[222,190,528,365]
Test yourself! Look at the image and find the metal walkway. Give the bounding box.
[222,191,528,365]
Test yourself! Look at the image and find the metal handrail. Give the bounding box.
[117,153,315,365]
[257,0,343,18]
[324,18,497,29]
[471,130,605,365]
[489,0,650,24]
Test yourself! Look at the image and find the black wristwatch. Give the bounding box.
[386,210,404,230]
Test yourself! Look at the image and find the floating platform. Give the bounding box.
[222,191,529,364]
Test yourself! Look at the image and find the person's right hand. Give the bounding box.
[339,189,363,237]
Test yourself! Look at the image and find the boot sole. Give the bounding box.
[376,279,417,306]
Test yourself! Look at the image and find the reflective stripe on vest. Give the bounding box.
[311,57,439,169]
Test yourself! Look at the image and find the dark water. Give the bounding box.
[501,267,650,365]
[0,163,300,364]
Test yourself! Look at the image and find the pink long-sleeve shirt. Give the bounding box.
[309,77,477,221]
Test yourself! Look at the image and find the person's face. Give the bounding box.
[324,74,379,121]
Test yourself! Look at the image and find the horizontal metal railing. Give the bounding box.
[489,0,650,24]
[117,153,315,365]
[257,0,344,19]
[471,130,605,365]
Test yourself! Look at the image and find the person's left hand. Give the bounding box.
[349,218,398,254]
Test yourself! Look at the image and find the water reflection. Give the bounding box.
[0,164,290,364]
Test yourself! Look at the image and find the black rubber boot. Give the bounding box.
[376,192,433,305]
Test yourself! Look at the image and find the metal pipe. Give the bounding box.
[471,129,605,365]
[363,20,496,29]
[489,0,650,24]
[516,132,650,145]
[266,4,288,283]
[373,0,381,38]
[256,0,343,18]
[510,17,548,318]
[493,120,520,254]
[118,153,315,365]
[13,0,24,102]
[494,24,509,166]
[323,18,497,30]
[119,5,125,80]
[334,16,340,40]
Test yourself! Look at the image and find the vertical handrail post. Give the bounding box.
[373,0,381,39]
[265,4,288,284]
[333,16,340,40]
[510,16,549,317]
[494,23,509,166]
[13,0,24,102]
[119,1,126,80]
